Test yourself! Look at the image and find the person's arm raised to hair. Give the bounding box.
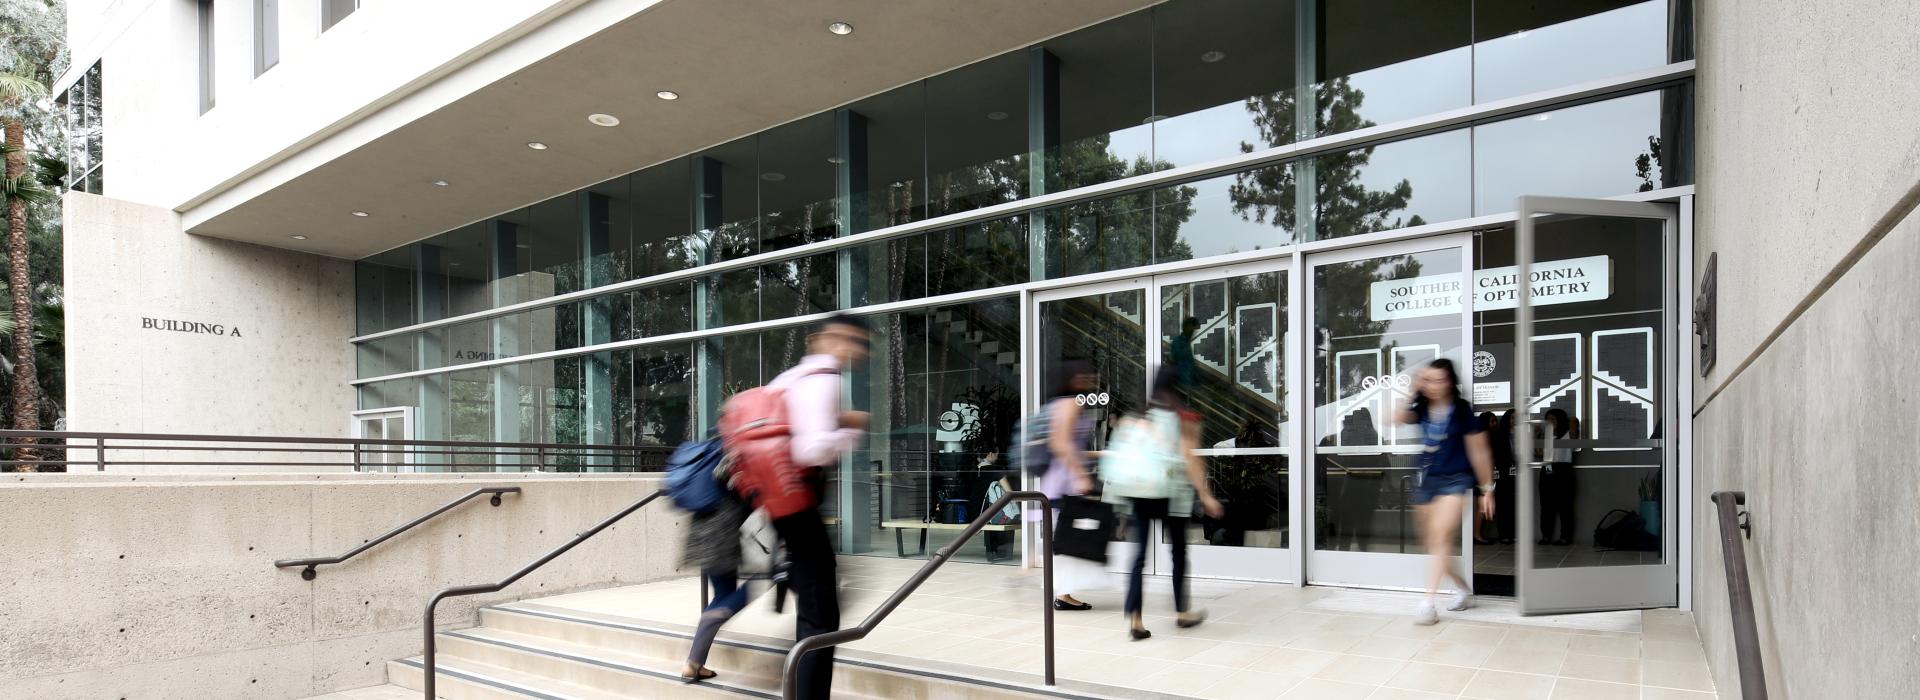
[1048,399,1093,493]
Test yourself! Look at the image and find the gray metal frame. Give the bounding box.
[0,429,663,471]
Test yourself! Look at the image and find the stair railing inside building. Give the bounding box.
[779,490,1056,700]
[273,486,522,580]
[0,429,668,471]
[420,488,667,700]
[1710,490,1768,700]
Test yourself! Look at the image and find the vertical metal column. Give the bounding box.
[1293,0,1319,241]
[412,244,448,470]
[489,220,524,465]
[836,109,873,556]
[1026,47,1059,282]
[692,157,725,434]
[581,190,615,469]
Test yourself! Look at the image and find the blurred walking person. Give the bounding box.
[1104,367,1223,640]
[1033,358,1103,610]
[721,314,870,700]
[679,489,751,682]
[1395,358,1495,625]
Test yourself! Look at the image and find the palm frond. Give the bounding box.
[0,72,43,103]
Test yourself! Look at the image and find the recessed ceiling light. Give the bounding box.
[351,211,370,217]
[655,90,679,101]
[516,244,532,249]
[761,172,786,182]
[1200,50,1227,64]
[827,21,854,35]
[1141,114,1168,124]
[1535,114,1553,121]
[588,113,620,127]
[986,111,1008,121]
[289,234,308,240]
[826,156,845,164]
[432,179,450,187]
[526,141,548,150]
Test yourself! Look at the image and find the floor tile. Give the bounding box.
[1134,661,1235,695]
[1461,669,1557,700]
[1312,654,1407,685]
[1347,635,1428,661]
[1289,631,1369,653]
[1201,669,1308,700]
[1640,640,1706,663]
[1256,647,1344,677]
[1482,641,1570,675]
[1281,678,1379,700]
[1190,641,1287,669]
[1640,688,1717,700]
[1383,661,1477,694]
[1367,688,1454,700]
[1437,623,1510,646]
[1413,640,1497,667]
[1640,659,1715,692]
[1559,653,1642,684]
[1570,634,1642,659]
[1549,678,1641,700]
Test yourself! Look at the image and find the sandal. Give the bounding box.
[681,667,718,684]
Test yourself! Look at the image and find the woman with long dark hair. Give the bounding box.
[1035,358,1101,610]
[1395,358,1496,624]
[1111,366,1224,640]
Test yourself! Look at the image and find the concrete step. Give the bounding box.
[388,654,610,700]
[464,605,1052,699]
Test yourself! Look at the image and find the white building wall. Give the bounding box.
[62,192,355,442]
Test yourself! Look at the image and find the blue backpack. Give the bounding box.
[665,436,727,515]
[1010,403,1055,477]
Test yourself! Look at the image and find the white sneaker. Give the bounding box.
[1448,589,1473,612]
[1413,600,1439,626]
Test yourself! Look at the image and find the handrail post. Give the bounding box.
[1711,491,1766,700]
[536,445,546,472]
[352,441,362,472]
[95,437,105,472]
[1039,498,1055,686]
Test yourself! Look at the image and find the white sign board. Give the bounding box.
[1472,381,1512,405]
[1370,256,1611,321]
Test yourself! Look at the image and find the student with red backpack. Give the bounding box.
[719,314,869,700]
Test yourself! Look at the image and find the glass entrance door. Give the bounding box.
[1306,234,1475,589]
[1514,196,1679,614]
[352,407,415,472]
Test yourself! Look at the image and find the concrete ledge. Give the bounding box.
[0,474,688,698]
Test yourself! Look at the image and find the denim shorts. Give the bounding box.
[1412,470,1475,505]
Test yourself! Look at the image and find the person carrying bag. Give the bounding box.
[1102,367,1223,641]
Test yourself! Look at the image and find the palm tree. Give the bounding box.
[0,65,46,466]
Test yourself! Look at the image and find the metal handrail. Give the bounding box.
[273,486,521,580]
[1710,491,1767,699]
[0,429,668,472]
[421,488,666,699]
[779,490,1055,700]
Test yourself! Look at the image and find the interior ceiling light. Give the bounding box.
[1535,114,1553,121]
[1200,50,1227,63]
[655,90,679,100]
[1141,114,1168,124]
[350,211,370,217]
[761,172,787,182]
[827,21,854,35]
[526,141,548,150]
[289,234,308,240]
[588,113,621,127]
[826,156,845,164]
[986,111,1009,121]
[432,179,450,187]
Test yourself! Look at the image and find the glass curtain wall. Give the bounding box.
[353,0,1689,562]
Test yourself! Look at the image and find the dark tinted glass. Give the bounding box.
[1041,187,1154,279]
[759,114,839,253]
[355,249,416,335]
[1040,11,1155,193]
[694,137,759,262]
[926,52,1028,217]
[1317,0,1471,135]
[1474,0,1668,103]
[1151,0,1297,166]
[846,84,926,232]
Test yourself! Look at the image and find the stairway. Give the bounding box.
[367,600,1128,700]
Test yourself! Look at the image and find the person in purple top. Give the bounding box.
[1035,358,1100,610]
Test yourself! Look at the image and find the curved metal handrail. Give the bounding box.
[421,489,666,699]
[779,490,1055,700]
[274,486,520,581]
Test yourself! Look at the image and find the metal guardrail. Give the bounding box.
[0,429,669,471]
[273,486,522,580]
[421,488,667,699]
[1710,491,1767,700]
[779,490,1055,700]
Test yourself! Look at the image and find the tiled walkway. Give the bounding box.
[511,556,1716,700]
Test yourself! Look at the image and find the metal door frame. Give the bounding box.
[350,406,416,472]
[1514,195,1681,614]
[1301,232,1476,590]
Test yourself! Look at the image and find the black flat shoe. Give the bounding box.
[1129,627,1152,641]
[1053,598,1093,611]
[1176,610,1208,629]
[680,668,717,684]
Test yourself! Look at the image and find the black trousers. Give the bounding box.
[1125,498,1189,616]
[772,508,839,700]
[1539,465,1577,542]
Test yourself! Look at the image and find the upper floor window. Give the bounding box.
[254,0,280,76]
[321,0,359,31]
[64,62,104,193]
[197,0,214,113]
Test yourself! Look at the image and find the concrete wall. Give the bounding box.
[63,192,356,445]
[0,474,686,699]
[1692,0,1920,697]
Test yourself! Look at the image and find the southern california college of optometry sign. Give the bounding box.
[1370,256,1611,321]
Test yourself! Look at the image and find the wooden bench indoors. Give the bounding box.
[882,520,1018,562]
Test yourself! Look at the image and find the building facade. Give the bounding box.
[53,1,1920,697]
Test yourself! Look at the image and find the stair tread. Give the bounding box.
[391,655,616,699]
[436,626,873,700]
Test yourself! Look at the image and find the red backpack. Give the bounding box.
[719,368,835,519]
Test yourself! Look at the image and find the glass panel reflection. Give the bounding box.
[1474,0,1668,103]
[1314,129,1472,241]
[1317,0,1471,135]
[1041,12,1155,193]
[1313,246,1465,554]
[1156,165,1295,264]
[1474,88,1691,214]
[1150,0,1296,166]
